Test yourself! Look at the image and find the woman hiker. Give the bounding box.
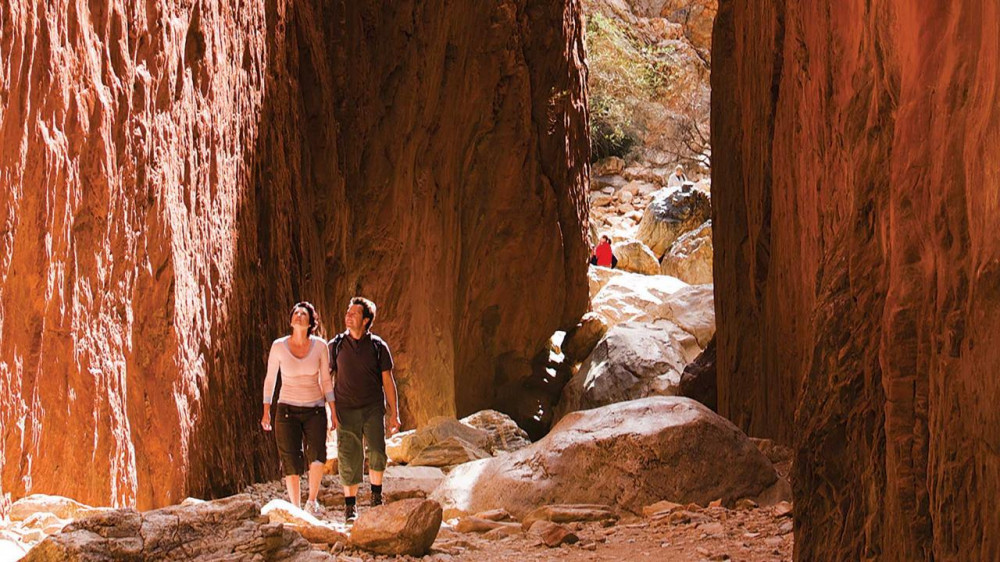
[261,301,334,515]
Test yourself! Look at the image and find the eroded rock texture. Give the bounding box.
[713,1,1000,559]
[0,0,589,510]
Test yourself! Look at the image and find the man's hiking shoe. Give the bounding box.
[371,492,383,507]
[345,504,358,523]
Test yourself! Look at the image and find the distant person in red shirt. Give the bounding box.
[590,235,618,268]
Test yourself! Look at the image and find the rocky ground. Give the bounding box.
[244,474,794,562]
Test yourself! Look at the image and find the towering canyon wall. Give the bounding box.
[713,0,1000,559]
[0,0,590,510]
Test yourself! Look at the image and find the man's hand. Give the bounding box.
[328,402,338,431]
[386,412,401,436]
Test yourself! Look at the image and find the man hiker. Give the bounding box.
[329,297,401,523]
[667,164,689,188]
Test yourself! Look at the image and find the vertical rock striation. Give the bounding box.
[0,0,589,510]
[713,0,1000,559]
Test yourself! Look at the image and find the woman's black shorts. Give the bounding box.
[273,403,327,476]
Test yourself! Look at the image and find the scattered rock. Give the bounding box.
[527,520,579,547]
[349,498,442,556]
[636,188,711,258]
[387,417,490,465]
[779,520,794,534]
[659,220,713,284]
[764,536,784,547]
[593,156,626,176]
[520,504,618,530]
[409,436,492,467]
[591,193,614,207]
[642,500,683,517]
[261,499,348,544]
[23,494,316,561]
[698,521,725,536]
[431,397,778,518]
[459,410,531,454]
[773,501,793,518]
[454,516,520,534]
[9,494,110,522]
[482,525,522,540]
[612,240,660,275]
[473,509,513,522]
[592,175,628,190]
[735,498,758,510]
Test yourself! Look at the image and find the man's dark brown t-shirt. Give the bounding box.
[329,331,393,409]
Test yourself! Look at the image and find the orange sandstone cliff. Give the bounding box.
[0,0,589,509]
[713,1,1000,559]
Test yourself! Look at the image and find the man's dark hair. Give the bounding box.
[290,301,318,336]
[350,297,377,330]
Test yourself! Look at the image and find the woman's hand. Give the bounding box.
[261,405,272,431]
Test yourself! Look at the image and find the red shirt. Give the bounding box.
[594,241,614,267]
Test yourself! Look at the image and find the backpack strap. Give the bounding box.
[330,332,382,371]
[329,333,345,372]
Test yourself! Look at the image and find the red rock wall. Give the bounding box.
[713,0,1000,558]
[0,0,589,510]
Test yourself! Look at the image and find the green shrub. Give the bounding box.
[590,93,638,162]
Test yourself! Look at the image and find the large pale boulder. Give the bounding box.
[553,321,703,420]
[459,410,531,454]
[612,240,661,275]
[636,188,711,258]
[591,272,715,346]
[387,417,491,465]
[660,220,713,284]
[23,495,322,561]
[349,499,442,556]
[430,397,777,518]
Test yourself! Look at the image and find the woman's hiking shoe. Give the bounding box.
[371,492,383,507]
[345,504,358,523]
[304,500,321,516]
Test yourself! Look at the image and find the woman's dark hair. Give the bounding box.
[290,301,318,336]
[350,297,377,330]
